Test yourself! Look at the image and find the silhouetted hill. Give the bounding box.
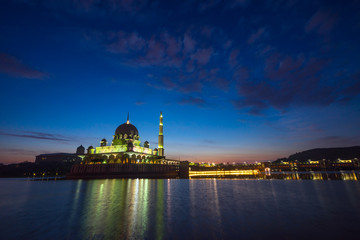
[275,146,360,163]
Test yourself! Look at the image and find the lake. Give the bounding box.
[1,178,360,239]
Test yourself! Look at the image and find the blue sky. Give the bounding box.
[1,0,360,164]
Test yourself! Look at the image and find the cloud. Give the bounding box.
[232,98,267,116]
[201,26,214,37]
[199,0,221,12]
[215,78,230,91]
[94,28,226,95]
[227,0,249,8]
[203,139,216,144]
[107,31,145,54]
[0,130,73,142]
[0,53,47,79]
[183,33,196,54]
[178,96,207,107]
[233,67,249,81]
[232,53,348,114]
[248,27,265,44]
[308,136,360,148]
[73,0,149,13]
[163,34,182,57]
[102,31,185,68]
[191,48,213,65]
[305,9,337,35]
[343,73,360,96]
[144,37,166,63]
[0,148,40,156]
[135,101,145,105]
[229,49,240,68]
[81,2,359,117]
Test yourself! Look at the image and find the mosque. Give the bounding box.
[75,112,178,166]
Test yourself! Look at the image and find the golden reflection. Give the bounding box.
[212,179,222,233]
[311,172,323,180]
[81,180,108,238]
[341,171,358,180]
[167,179,171,222]
[69,180,83,224]
[156,180,164,240]
[127,179,139,237]
[140,179,150,238]
[78,179,156,239]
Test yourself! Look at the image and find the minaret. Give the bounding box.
[127,112,130,124]
[158,111,164,157]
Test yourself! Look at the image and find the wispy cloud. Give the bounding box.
[248,27,265,44]
[179,96,208,108]
[135,101,145,105]
[78,0,360,115]
[0,53,47,79]
[0,148,40,156]
[203,139,216,144]
[231,52,357,114]
[308,136,360,148]
[305,9,337,35]
[0,130,73,142]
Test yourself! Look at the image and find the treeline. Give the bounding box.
[275,146,360,163]
[0,162,74,177]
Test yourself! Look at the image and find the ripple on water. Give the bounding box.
[0,178,360,239]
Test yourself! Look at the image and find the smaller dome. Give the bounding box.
[101,138,107,141]
[76,145,85,154]
[88,146,94,149]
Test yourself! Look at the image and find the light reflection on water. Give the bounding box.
[190,170,360,180]
[0,178,360,239]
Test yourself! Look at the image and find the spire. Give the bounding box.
[127,112,130,124]
[158,111,164,157]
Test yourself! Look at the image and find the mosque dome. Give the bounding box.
[115,123,139,136]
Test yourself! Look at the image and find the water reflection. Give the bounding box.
[156,180,164,240]
[268,171,360,180]
[66,176,360,239]
[190,170,360,180]
[1,178,360,239]
[68,179,166,239]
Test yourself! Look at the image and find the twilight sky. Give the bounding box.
[1,0,360,164]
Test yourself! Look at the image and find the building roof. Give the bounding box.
[115,122,139,136]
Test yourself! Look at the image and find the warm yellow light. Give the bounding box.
[189,169,259,177]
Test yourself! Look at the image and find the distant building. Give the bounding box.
[35,153,81,164]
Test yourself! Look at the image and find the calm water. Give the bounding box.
[1,178,360,240]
